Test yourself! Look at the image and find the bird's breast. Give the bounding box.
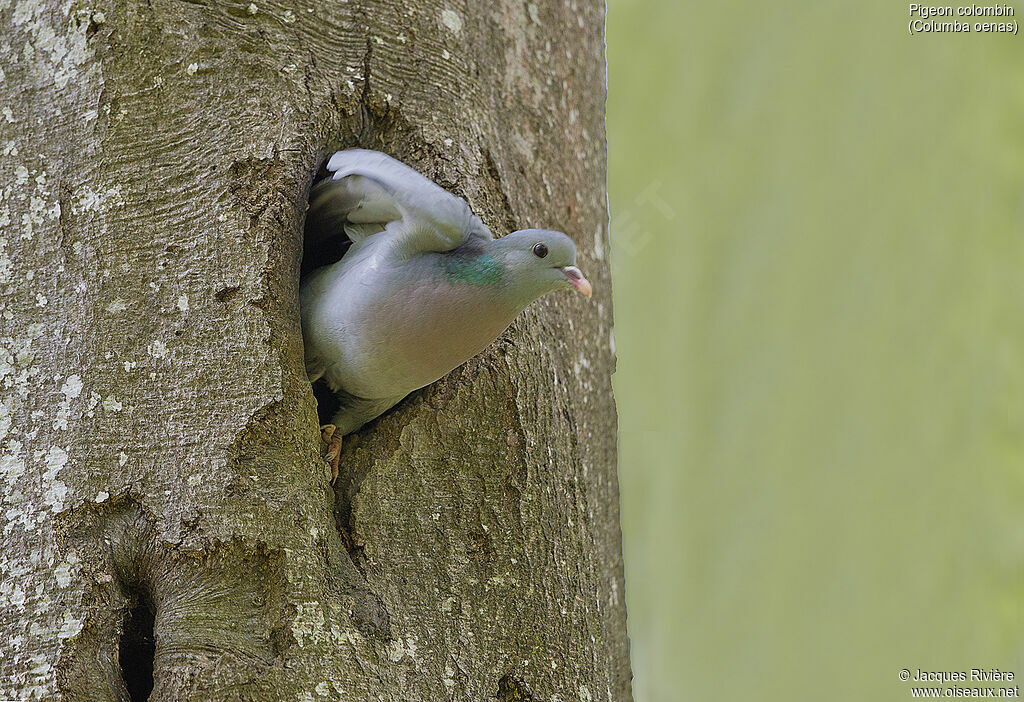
[370,279,517,392]
[316,256,519,400]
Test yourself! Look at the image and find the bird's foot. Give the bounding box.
[320,424,342,482]
[338,524,355,553]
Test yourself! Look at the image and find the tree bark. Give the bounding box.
[0,0,629,700]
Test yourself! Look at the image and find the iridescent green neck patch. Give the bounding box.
[443,253,504,287]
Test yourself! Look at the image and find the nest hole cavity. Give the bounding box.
[119,584,156,702]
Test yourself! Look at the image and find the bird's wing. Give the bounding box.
[306,149,493,256]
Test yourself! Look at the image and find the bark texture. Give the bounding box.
[0,0,628,699]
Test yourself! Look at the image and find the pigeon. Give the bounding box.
[300,149,592,478]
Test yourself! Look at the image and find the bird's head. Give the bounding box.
[494,229,592,305]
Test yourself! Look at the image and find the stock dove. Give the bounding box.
[300,149,592,477]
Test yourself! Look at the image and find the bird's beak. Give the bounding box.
[561,266,592,298]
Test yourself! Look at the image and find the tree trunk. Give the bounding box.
[0,1,629,700]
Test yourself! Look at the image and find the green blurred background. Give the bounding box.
[607,2,1024,700]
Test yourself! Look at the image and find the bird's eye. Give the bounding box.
[532,243,548,258]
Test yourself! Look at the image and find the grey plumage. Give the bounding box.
[300,149,592,440]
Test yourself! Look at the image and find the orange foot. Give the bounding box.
[320,424,343,482]
[338,525,354,553]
